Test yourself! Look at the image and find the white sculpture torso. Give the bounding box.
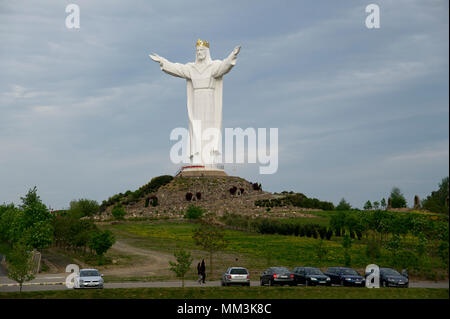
[150,41,240,168]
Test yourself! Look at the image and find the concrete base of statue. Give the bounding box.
[176,164,228,177]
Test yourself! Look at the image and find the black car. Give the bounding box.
[260,267,295,286]
[324,267,365,287]
[293,267,331,286]
[378,268,409,288]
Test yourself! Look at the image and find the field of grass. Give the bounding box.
[0,287,448,299]
[100,220,447,280]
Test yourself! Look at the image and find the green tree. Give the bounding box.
[415,234,427,259]
[342,234,352,266]
[422,177,449,214]
[365,231,381,263]
[68,199,100,218]
[437,241,449,274]
[169,249,193,287]
[111,204,126,220]
[315,239,328,263]
[386,234,401,264]
[363,200,373,210]
[390,187,407,208]
[0,204,25,244]
[336,198,351,211]
[373,201,380,210]
[20,186,40,208]
[19,187,53,250]
[23,221,53,249]
[6,242,35,293]
[192,223,228,276]
[89,230,115,264]
[380,198,387,210]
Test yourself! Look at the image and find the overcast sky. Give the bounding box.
[1,0,448,210]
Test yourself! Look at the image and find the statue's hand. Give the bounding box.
[149,53,164,64]
[232,45,241,56]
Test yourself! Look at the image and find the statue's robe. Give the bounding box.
[159,54,237,165]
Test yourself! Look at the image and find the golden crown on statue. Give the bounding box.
[196,39,210,48]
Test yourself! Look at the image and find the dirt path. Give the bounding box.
[101,240,175,278]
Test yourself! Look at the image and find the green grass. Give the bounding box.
[0,287,447,299]
[99,220,448,280]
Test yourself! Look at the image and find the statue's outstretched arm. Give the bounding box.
[149,53,190,79]
[149,53,168,65]
[213,45,241,78]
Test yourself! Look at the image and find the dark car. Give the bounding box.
[260,267,295,286]
[293,267,331,286]
[378,268,409,288]
[324,267,365,287]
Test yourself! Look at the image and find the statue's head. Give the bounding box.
[195,39,211,63]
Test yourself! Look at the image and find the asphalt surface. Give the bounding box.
[0,274,448,292]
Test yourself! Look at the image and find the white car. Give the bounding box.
[221,267,250,286]
[74,268,104,289]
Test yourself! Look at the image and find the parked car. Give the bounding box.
[260,267,295,286]
[377,268,409,288]
[324,267,365,287]
[293,267,331,286]
[221,267,250,286]
[74,268,104,289]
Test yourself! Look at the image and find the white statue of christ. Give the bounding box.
[149,39,240,171]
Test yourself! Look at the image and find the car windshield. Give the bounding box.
[273,267,290,273]
[305,268,323,275]
[230,268,248,274]
[382,268,400,276]
[80,270,99,277]
[341,269,358,275]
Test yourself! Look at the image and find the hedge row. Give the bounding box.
[255,193,334,211]
[221,213,333,240]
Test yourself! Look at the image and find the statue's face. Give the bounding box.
[196,46,207,61]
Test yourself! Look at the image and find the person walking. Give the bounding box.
[200,259,206,284]
[197,262,202,284]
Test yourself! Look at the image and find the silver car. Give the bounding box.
[221,267,250,286]
[74,268,104,289]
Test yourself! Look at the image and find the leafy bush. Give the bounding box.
[184,205,204,220]
[255,193,334,210]
[111,205,126,220]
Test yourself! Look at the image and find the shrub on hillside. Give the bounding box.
[184,205,204,220]
[111,205,126,220]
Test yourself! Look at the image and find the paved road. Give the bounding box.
[0,275,448,292]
